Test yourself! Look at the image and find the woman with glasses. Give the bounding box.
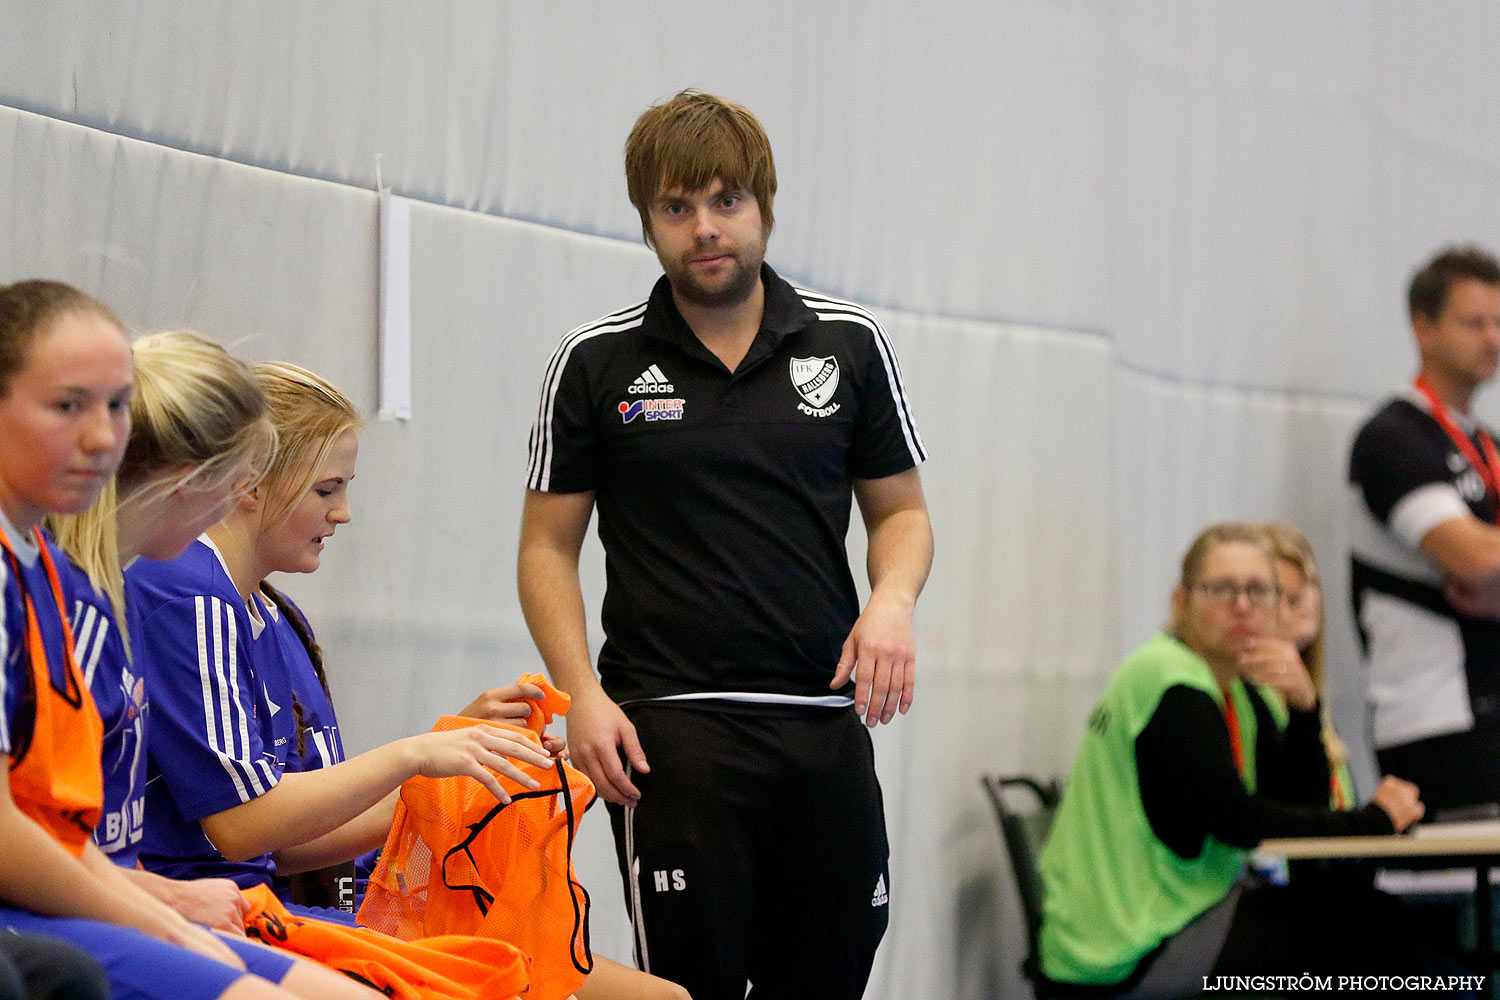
[1035,522,1441,997]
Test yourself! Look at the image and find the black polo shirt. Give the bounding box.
[526,264,927,705]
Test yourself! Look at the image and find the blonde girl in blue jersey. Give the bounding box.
[0,280,345,1000]
[131,361,556,911]
[51,331,400,1000]
[136,361,685,1000]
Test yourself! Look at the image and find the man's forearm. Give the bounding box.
[518,542,601,696]
[865,507,933,608]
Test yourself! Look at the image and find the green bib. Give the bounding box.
[1037,632,1282,985]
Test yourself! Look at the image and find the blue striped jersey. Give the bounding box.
[127,537,286,888]
[62,561,149,866]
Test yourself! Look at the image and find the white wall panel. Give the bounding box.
[856,310,1116,1000]
[1111,4,1390,397]
[1373,2,1500,170]
[316,207,662,753]
[7,3,1500,998]
[0,107,377,393]
[0,0,1118,327]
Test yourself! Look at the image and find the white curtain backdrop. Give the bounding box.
[4,3,1500,996]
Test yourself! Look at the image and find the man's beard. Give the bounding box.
[662,241,765,309]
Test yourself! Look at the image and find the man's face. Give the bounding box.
[647,178,767,310]
[1415,277,1500,393]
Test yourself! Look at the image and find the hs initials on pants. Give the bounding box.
[653,869,686,892]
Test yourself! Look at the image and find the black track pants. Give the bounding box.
[606,705,890,1000]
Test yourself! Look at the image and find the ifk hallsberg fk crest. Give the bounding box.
[790,356,841,417]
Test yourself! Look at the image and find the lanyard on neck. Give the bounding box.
[1221,687,1245,779]
[0,522,81,712]
[1414,374,1500,523]
[1331,773,1348,810]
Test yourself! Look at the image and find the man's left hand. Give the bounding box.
[832,593,916,727]
[1445,577,1500,620]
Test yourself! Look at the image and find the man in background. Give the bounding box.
[1350,245,1500,812]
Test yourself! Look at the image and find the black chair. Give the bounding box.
[980,774,1062,998]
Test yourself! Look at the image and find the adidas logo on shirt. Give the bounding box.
[871,874,889,907]
[628,364,675,394]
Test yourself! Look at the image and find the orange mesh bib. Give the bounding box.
[359,676,595,1000]
[2,525,102,857]
[242,884,528,1000]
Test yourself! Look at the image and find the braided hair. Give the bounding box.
[260,582,331,760]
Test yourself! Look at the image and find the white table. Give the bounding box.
[1260,821,1500,968]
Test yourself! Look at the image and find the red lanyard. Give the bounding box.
[1415,375,1500,522]
[1221,691,1245,778]
[0,522,73,634]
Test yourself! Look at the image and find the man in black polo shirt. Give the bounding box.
[1350,245,1500,812]
[519,90,932,1000]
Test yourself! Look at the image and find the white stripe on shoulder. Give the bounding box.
[527,301,649,491]
[792,286,883,322]
[71,602,98,686]
[196,596,263,801]
[73,602,109,689]
[794,287,927,465]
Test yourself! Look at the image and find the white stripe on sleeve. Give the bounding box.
[311,729,334,769]
[803,296,927,465]
[70,602,108,689]
[526,303,648,491]
[196,596,264,801]
[221,606,265,796]
[1389,482,1473,551]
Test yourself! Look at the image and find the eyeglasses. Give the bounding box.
[1192,580,1280,610]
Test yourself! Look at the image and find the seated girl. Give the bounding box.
[51,330,398,999]
[1261,521,1356,809]
[128,362,554,908]
[133,360,685,998]
[0,279,340,1000]
[1037,522,1438,996]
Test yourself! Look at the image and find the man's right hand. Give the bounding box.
[567,688,648,806]
[1371,775,1424,832]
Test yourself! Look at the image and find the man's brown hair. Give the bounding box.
[1408,245,1500,320]
[624,90,777,247]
